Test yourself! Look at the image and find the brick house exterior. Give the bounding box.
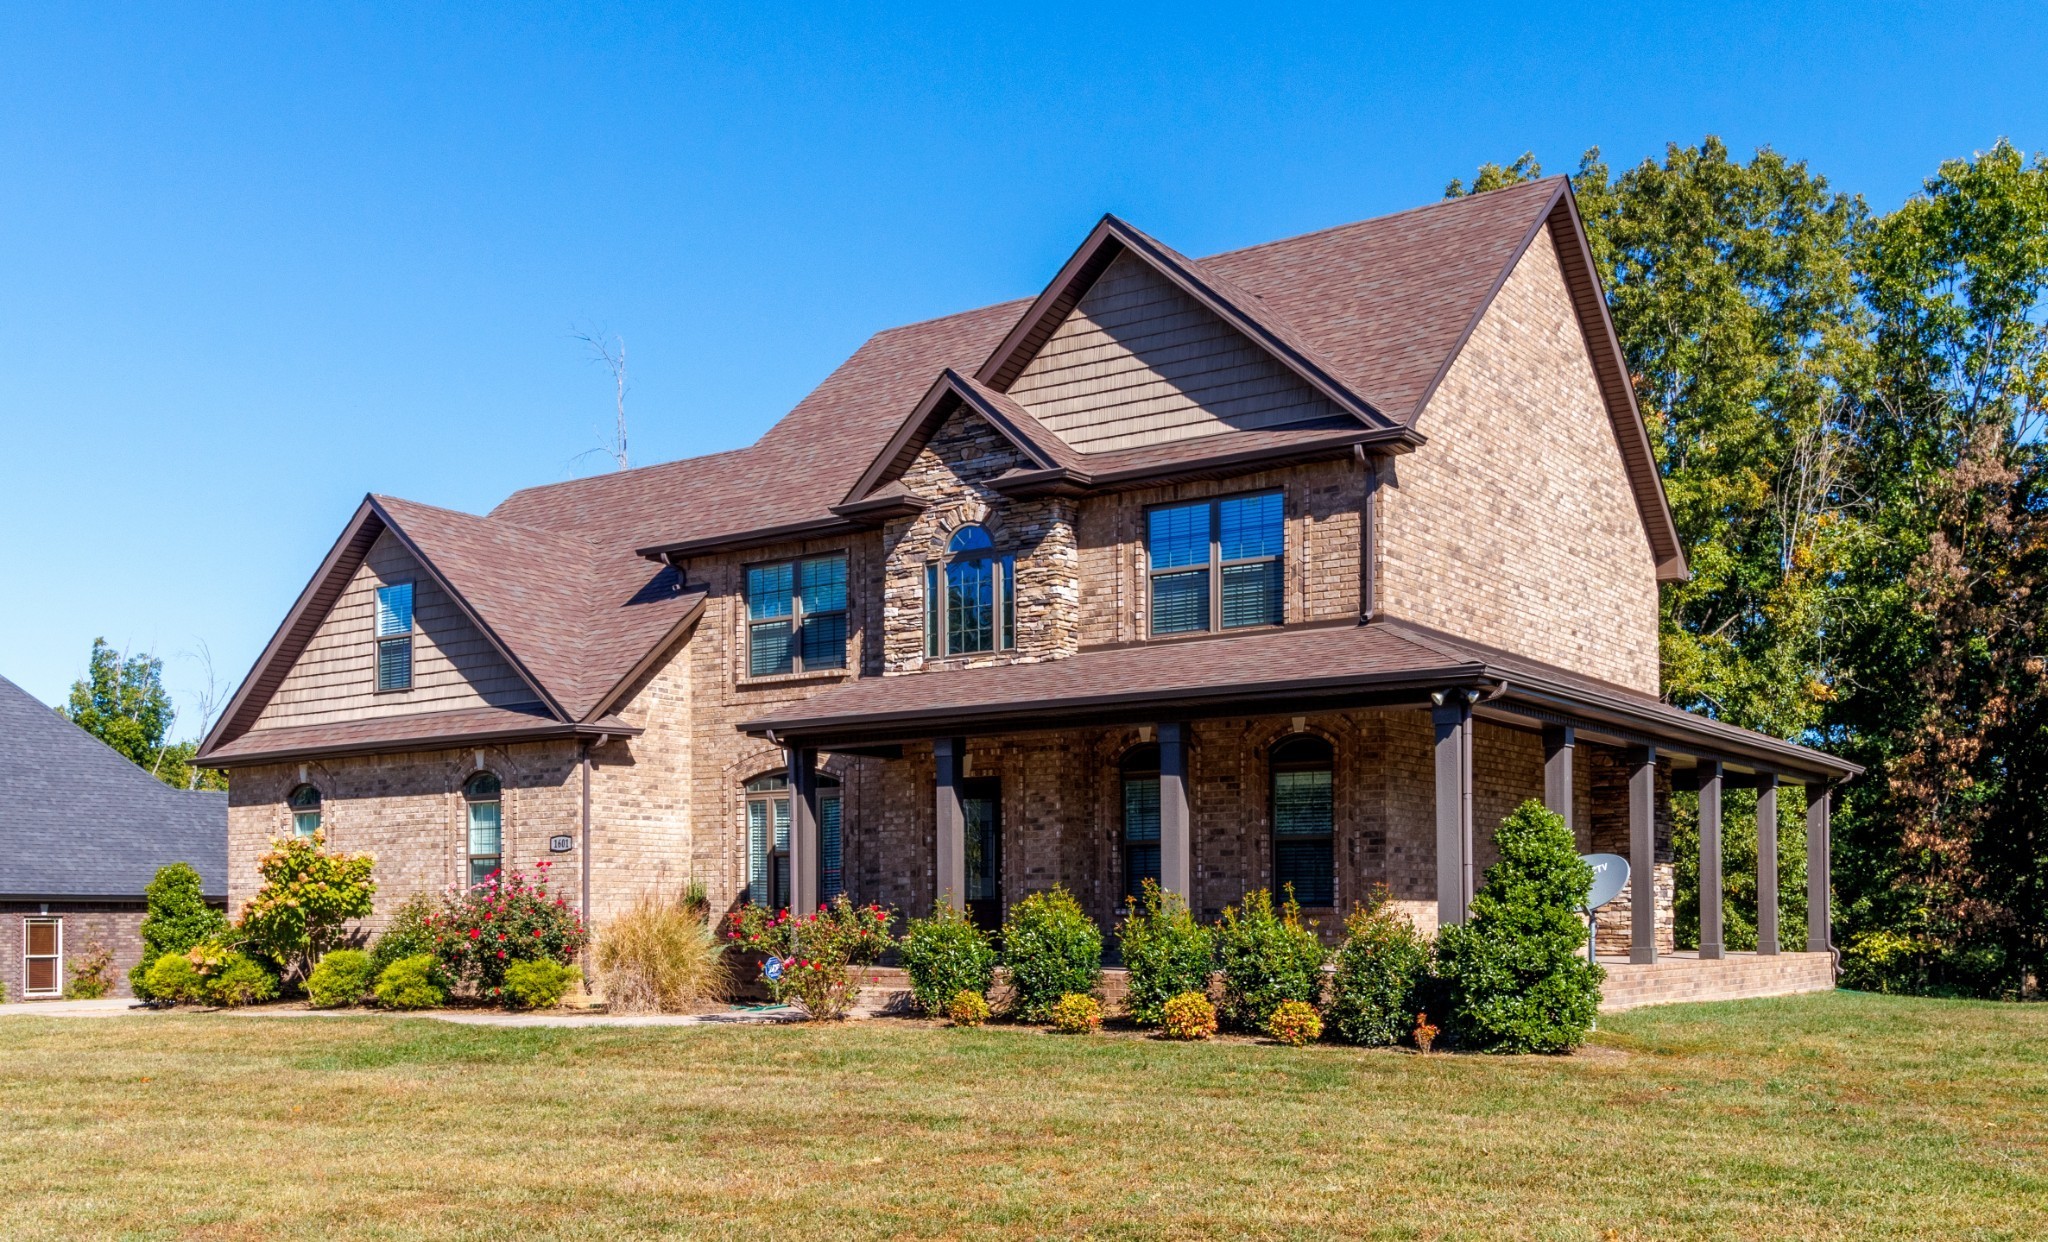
[199,179,1857,985]
[1,674,226,1001]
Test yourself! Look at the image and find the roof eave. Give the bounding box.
[201,718,644,769]
[636,515,862,563]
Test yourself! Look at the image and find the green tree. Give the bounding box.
[61,638,224,791]
[237,834,378,985]
[129,862,230,998]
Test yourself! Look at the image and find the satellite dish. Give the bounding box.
[1582,853,1629,911]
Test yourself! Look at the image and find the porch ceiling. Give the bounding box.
[740,618,1862,784]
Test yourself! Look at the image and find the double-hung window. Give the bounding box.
[744,773,843,908]
[1147,492,1284,636]
[1120,745,1162,902]
[1270,735,1335,906]
[925,525,1016,657]
[375,582,414,691]
[465,772,502,888]
[746,554,848,677]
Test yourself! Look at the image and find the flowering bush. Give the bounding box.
[900,904,997,1015]
[1215,888,1327,1031]
[1117,880,1213,1027]
[65,940,116,999]
[947,989,991,1027]
[727,896,894,1020]
[502,959,582,1010]
[434,861,588,1003]
[1002,886,1102,1022]
[306,949,376,1008]
[374,954,446,1010]
[1265,999,1323,1047]
[1160,991,1218,1041]
[1048,992,1103,1034]
[237,834,376,984]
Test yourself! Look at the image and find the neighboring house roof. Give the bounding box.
[207,183,1692,762]
[738,617,1861,783]
[0,673,227,900]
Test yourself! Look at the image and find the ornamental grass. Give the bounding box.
[595,885,730,1014]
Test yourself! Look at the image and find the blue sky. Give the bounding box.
[1,2,2042,732]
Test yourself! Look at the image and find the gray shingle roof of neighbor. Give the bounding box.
[0,672,227,900]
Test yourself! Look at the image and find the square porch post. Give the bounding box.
[786,746,820,917]
[1542,725,1575,836]
[1806,782,1832,953]
[1756,774,1779,955]
[1157,722,1192,904]
[1697,760,1725,960]
[1433,697,1473,927]
[933,737,966,914]
[1628,745,1658,965]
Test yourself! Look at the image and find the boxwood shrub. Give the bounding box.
[1001,886,1101,1022]
[374,954,447,1010]
[306,949,377,1008]
[900,904,998,1016]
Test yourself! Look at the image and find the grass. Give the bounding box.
[1,991,2043,1239]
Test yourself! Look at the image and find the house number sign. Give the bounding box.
[548,835,574,853]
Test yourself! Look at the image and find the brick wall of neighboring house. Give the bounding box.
[1,903,147,1000]
[1376,222,1662,694]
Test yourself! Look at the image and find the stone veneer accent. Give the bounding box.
[882,408,1079,673]
[1376,223,1661,693]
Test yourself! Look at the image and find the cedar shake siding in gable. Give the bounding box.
[1377,224,1661,694]
[1007,251,1344,453]
[251,530,543,730]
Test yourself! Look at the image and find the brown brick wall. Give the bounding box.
[1376,224,1661,693]
[2,904,146,1000]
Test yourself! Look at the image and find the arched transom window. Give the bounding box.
[464,772,502,888]
[289,784,322,839]
[925,524,1015,657]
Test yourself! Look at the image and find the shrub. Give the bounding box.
[900,904,997,1016]
[306,949,376,1008]
[728,897,894,1020]
[374,955,446,1010]
[203,951,279,1007]
[595,886,729,1014]
[437,861,588,1002]
[1048,992,1102,1034]
[1160,991,1218,1040]
[368,893,439,980]
[1266,999,1323,1046]
[237,834,377,984]
[1214,888,1327,1031]
[947,989,991,1027]
[1435,800,1605,1053]
[503,959,583,1010]
[130,863,229,999]
[1116,880,1214,1026]
[144,952,201,1003]
[1326,888,1433,1047]
[1002,886,1102,1022]
[66,940,116,999]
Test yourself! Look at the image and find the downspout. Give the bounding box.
[1356,445,1379,622]
[581,739,593,922]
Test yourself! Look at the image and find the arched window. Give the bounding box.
[464,772,502,888]
[1120,745,1161,901]
[1270,735,1334,906]
[926,523,1015,657]
[745,771,844,909]
[288,785,322,839]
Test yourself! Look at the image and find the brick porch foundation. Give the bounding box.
[1596,950,1834,1011]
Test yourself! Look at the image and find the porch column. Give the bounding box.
[1697,760,1725,960]
[1628,744,1658,964]
[1806,782,1832,953]
[1433,695,1473,927]
[787,746,820,917]
[1157,722,1192,904]
[1542,725,1575,837]
[933,737,966,914]
[1756,774,1779,955]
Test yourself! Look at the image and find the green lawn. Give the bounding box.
[1,992,2043,1240]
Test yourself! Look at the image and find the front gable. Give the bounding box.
[251,529,545,731]
[1004,250,1348,453]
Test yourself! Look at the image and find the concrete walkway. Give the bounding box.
[0,998,146,1018]
[0,996,807,1027]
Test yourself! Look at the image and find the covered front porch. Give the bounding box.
[745,620,1859,1002]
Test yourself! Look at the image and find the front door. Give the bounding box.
[962,778,1003,931]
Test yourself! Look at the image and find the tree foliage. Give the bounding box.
[61,638,225,791]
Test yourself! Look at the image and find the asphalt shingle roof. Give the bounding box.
[0,673,227,899]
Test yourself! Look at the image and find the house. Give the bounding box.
[1,673,226,1000]
[197,179,1860,1005]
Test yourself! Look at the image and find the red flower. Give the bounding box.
[468,928,481,939]
[532,928,543,937]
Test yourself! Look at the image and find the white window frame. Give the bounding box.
[375,581,415,693]
[23,916,62,998]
